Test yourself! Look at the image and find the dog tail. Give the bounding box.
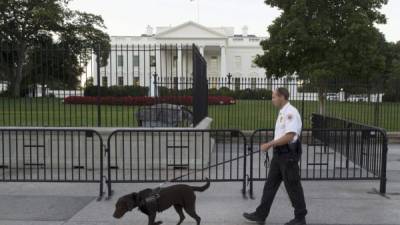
[190,178,210,192]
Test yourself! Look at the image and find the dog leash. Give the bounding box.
[157,148,267,187]
[157,157,243,187]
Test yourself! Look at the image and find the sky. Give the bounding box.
[69,0,400,42]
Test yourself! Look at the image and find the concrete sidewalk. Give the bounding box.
[0,180,399,225]
[0,145,399,225]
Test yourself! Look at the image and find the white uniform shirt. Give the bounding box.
[274,102,302,143]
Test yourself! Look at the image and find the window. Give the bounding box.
[118,76,124,86]
[118,55,124,67]
[84,77,94,87]
[173,56,178,67]
[251,78,257,89]
[173,77,178,90]
[172,56,178,76]
[150,55,156,67]
[234,78,241,91]
[133,55,139,67]
[235,56,242,69]
[211,82,217,89]
[251,56,257,68]
[210,56,218,74]
[102,76,108,87]
[133,77,140,86]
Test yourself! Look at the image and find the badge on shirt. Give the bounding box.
[287,114,293,121]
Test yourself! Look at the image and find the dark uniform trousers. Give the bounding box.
[256,144,308,220]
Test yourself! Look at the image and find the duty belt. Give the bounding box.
[273,140,301,155]
[273,145,290,154]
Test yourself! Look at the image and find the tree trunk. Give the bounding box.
[12,46,26,97]
[318,89,325,115]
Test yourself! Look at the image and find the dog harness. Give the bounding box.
[139,187,161,213]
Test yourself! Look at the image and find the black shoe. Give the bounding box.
[243,212,265,224]
[284,217,307,225]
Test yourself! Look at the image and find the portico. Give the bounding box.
[155,21,229,78]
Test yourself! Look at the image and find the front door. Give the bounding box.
[208,56,219,77]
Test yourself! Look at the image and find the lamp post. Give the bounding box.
[227,73,232,90]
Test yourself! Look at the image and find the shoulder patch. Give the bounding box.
[287,114,293,121]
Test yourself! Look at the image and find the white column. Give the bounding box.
[177,46,183,89]
[199,46,204,56]
[220,45,226,77]
[291,78,297,100]
[150,47,162,97]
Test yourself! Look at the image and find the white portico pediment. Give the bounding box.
[155,21,227,39]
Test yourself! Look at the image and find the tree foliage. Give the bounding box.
[256,0,388,84]
[255,0,391,111]
[0,0,110,96]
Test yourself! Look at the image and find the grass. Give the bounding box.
[209,100,400,131]
[0,97,399,131]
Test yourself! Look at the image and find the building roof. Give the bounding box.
[111,21,264,39]
[156,21,228,38]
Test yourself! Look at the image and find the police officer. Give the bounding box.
[243,87,308,225]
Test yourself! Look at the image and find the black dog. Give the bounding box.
[113,179,210,225]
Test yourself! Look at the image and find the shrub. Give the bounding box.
[383,93,400,102]
[158,87,193,96]
[84,85,149,97]
[234,88,272,100]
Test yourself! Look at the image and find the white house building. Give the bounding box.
[94,21,379,102]
[94,21,267,89]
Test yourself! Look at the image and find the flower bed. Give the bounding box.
[64,96,236,106]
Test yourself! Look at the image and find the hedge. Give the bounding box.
[84,85,272,100]
[159,87,272,100]
[64,96,236,106]
[84,85,149,97]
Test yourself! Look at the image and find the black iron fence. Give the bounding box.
[311,113,386,130]
[1,45,400,131]
[311,114,389,193]
[105,129,248,198]
[0,44,207,128]
[0,126,388,199]
[248,128,388,197]
[0,128,105,199]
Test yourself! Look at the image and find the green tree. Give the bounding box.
[255,0,388,113]
[382,41,400,101]
[22,37,85,97]
[0,0,110,97]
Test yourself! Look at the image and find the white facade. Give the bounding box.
[94,21,267,88]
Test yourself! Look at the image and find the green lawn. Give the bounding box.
[209,100,400,131]
[1,97,399,131]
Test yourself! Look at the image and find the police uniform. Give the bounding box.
[255,102,308,221]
